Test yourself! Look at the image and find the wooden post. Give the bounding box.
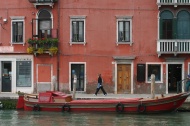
[72,74,77,100]
[151,74,155,99]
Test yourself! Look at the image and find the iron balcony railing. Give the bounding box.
[157,0,190,7]
[157,39,190,57]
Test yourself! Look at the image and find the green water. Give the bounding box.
[0,110,190,126]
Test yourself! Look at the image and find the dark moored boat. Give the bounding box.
[16,91,190,114]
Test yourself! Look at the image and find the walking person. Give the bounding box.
[94,74,107,96]
[186,74,190,92]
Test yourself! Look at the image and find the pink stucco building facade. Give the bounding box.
[0,0,190,95]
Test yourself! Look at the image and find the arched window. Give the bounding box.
[38,9,52,38]
[160,10,174,39]
[177,10,190,39]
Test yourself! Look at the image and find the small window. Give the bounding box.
[72,21,84,42]
[16,61,32,87]
[116,16,132,45]
[118,21,130,42]
[12,20,24,43]
[147,64,161,82]
[70,16,86,45]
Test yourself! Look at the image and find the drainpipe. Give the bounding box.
[57,0,60,91]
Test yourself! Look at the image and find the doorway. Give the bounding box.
[117,64,131,94]
[71,64,85,91]
[1,61,12,92]
[168,64,182,93]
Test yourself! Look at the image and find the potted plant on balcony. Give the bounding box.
[49,47,58,55]
[27,47,34,54]
[37,47,44,54]
[50,38,58,47]
[28,38,39,49]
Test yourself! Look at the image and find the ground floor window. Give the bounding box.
[147,64,161,82]
[16,61,32,87]
[71,64,85,91]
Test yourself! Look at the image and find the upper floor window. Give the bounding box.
[159,10,190,39]
[11,16,25,44]
[118,21,130,42]
[72,21,84,42]
[70,16,86,45]
[116,16,132,45]
[38,9,52,39]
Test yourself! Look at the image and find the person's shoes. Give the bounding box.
[94,94,97,96]
[104,94,107,96]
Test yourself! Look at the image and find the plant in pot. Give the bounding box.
[37,48,44,54]
[50,38,58,47]
[27,47,34,54]
[49,47,58,55]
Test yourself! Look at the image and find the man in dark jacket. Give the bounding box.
[94,74,107,96]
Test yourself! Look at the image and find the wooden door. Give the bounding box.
[117,64,131,94]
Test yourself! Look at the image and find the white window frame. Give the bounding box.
[70,16,86,46]
[146,62,163,83]
[10,16,25,46]
[116,16,133,46]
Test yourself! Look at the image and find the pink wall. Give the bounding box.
[59,0,159,92]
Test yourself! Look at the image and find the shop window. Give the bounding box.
[16,61,32,87]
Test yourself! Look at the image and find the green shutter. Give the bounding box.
[159,18,163,39]
[172,18,177,39]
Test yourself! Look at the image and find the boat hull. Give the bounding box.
[20,92,190,114]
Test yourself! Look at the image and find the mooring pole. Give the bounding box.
[73,74,77,100]
[151,74,155,99]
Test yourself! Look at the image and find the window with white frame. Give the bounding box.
[70,16,86,44]
[16,61,32,87]
[116,16,132,44]
[11,17,25,44]
[147,64,162,82]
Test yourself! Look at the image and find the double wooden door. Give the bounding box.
[117,64,131,94]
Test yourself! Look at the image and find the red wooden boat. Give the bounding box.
[17,91,190,114]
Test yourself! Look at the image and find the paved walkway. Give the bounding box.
[1,93,190,102]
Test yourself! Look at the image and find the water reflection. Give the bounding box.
[0,110,190,126]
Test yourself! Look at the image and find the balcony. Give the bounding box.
[28,0,58,8]
[27,38,58,56]
[157,0,190,7]
[157,39,190,57]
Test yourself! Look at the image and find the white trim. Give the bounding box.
[69,62,86,92]
[166,62,184,94]
[114,61,134,94]
[0,55,33,93]
[70,16,86,19]
[10,16,25,20]
[146,62,163,84]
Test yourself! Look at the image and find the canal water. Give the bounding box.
[0,110,190,126]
